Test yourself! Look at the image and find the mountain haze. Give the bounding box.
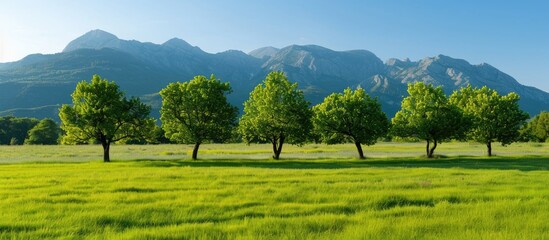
[248,47,280,60]
[0,29,547,120]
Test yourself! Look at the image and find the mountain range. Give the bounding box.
[0,29,547,120]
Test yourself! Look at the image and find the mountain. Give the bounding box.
[254,45,403,113]
[249,47,280,60]
[62,29,120,52]
[385,55,549,114]
[0,30,261,119]
[0,29,547,120]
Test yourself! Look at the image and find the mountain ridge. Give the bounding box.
[0,29,547,120]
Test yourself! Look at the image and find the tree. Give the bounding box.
[450,86,529,156]
[312,87,389,159]
[24,118,60,145]
[151,125,171,144]
[59,75,155,162]
[391,82,468,158]
[239,71,312,159]
[114,125,170,145]
[0,117,6,144]
[524,112,549,142]
[160,75,238,160]
[0,116,40,145]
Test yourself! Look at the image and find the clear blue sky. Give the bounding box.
[1,0,548,91]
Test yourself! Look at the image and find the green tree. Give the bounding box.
[524,112,549,142]
[450,86,529,156]
[239,71,312,160]
[160,75,238,160]
[312,87,389,159]
[24,118,60,145]
[59,75,155,162]
[391,82,468,158]
[152,125,171,144]
[0,116,39,145]
[0,117,6,144]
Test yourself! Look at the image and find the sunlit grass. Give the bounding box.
[0,143,548,239]
[1,142,547,163]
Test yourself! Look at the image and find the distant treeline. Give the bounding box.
[0,116,169,146]
[0,116,58,145]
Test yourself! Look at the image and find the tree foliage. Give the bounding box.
[522,111,549,142]
[59,75,155,162]
[450,86,529,156]
[312,87,389,159]
[160,75,238,160]
[239,71,312,159]
[391,82,468,158]
[24,118,60,145]
[0,116,39,145]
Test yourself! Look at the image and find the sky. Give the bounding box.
[1,0,548,92]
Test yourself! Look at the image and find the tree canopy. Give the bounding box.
[24,118,60,145]
[449,86,529,156]
[239,71,312,159]
[0,116,39,145]
[160,75,238,160]
[391,82,468,158]
[522,111,549,142]
[313,87,389,159]
[59,75,155,162]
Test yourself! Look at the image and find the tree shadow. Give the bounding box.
[135,155,549,172]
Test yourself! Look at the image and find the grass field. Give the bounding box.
[1,142,547,163]
[1,142,548,239]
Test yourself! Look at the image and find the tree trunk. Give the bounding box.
[426,139,437,158]
[272,139,278,160]
[192,142,201,160]
[277,136,284,159]
[429,139,438,158]
[355,141,365,159]
[426,140,430,158]
[487,141,492,157]
[272,136,285,160]
[102,141,110,162]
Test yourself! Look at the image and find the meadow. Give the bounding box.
[1,142,548,239]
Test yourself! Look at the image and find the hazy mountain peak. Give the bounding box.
[62,29,120,52]
[285,44,332,53]
[417,54,472,71]
[386,58,414,68]
[83,29,118,40]
[267,44,331,68]
[218,49,247,55]
[248,47,280,60]
[435,54,469,65]
[162,38,193,49]
[435,54,450,59]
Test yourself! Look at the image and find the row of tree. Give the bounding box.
[4,108,544,150]
[392,83,530,157]
[53,72,546,162]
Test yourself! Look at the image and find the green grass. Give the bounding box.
[1,142,547,163]
[0,143,548,239]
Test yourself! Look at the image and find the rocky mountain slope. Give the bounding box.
[0,29,547,120]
